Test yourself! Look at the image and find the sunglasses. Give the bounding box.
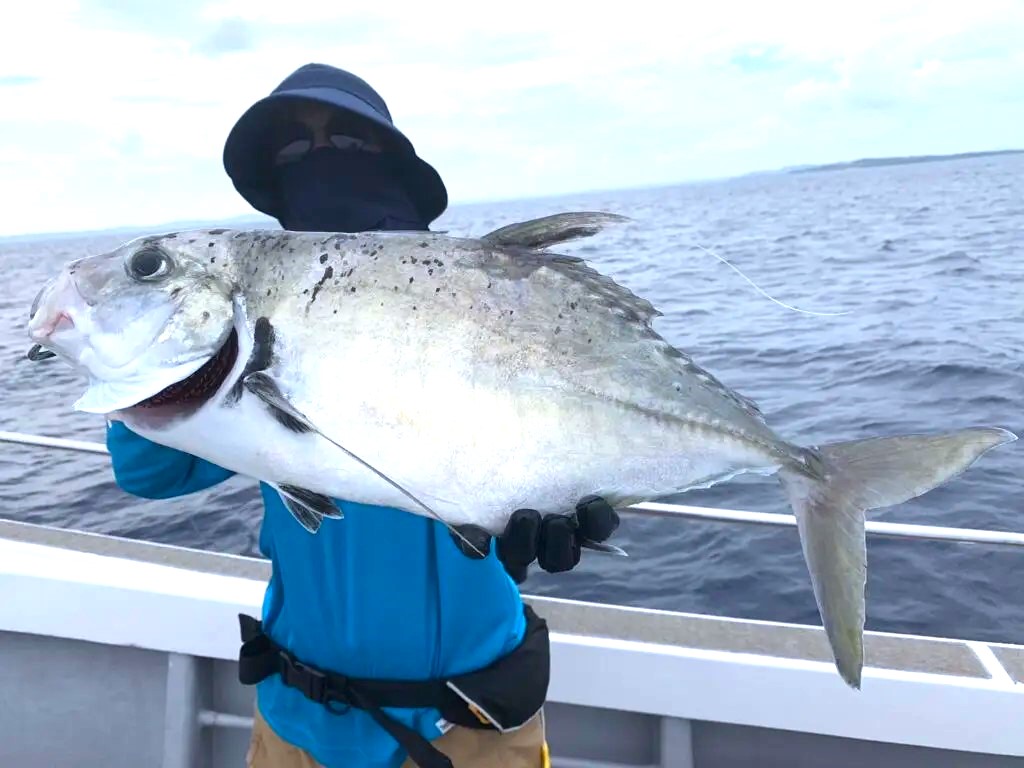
[269,119,383,166]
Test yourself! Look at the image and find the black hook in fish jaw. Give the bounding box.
[26,344,56,362]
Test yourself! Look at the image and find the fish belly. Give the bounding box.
[121,383,778,535]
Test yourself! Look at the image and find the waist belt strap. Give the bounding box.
[237,606,549,768]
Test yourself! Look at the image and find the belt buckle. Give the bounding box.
[280,651,327,703]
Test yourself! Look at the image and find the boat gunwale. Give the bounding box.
[2,516,1023,759]
[1,516,1020,681]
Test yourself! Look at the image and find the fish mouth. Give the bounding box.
[132,329,239,409]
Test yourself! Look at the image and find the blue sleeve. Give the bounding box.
[106,420,236,499]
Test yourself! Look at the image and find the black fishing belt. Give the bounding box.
[237,605,550,768]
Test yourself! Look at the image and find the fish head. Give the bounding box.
[28,232,236,414]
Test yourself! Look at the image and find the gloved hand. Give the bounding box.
[449,495,621,583]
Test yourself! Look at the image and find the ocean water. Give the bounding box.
[2,153,1022,646]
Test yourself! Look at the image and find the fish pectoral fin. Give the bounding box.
[272,483,343,534]
[481,212,631,250]
[240,372,482,553]
[243,372,316,434]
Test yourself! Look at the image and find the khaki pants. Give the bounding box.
[245,707,550,768]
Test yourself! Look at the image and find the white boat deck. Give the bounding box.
[1,517,1021,768]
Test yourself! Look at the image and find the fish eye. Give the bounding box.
[127,246,172,282]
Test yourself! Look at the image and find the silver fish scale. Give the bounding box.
[219,229,798,470]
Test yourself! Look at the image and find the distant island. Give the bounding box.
[788,148,1024,174]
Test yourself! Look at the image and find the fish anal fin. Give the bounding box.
[581,539,629,557]
[243,371,315,434]
[481,212,630,250]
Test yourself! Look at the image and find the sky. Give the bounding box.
[1,0,1022,237]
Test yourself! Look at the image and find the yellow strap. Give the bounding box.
[541,742,551,768]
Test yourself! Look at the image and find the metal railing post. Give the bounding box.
[162,653,202,768]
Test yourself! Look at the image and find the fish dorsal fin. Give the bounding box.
[477,248,662,327]
[481,212,630,250]
[546,253,662,326]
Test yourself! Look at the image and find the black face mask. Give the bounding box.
[273,147,427,233]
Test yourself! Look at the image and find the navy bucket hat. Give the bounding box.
[223,63,448,225]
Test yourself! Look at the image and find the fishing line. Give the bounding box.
[243,372,489,559]
[692,243,851,317]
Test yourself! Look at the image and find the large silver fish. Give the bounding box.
[26,212,1015,688]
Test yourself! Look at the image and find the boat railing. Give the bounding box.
[2,428,1023,549]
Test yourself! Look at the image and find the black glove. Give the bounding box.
[449,495,621,584]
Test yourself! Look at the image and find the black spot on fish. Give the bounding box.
[350,286,356,293]
[309,266,334,305]
[435,287,441,293]
[570,302,577,310]
[334,241,342,251]
[208,242,215,248]
[420,241,428,248]
[428,269,434,276]
[208,228,228,235]
[170,287,183,299]
[413,305,417,311]
[408,276,414,284]
[209,257,216,263]
[434,259,443,266]
[319,253,328,264]
[411,257,418,264]
[202,311,210,321]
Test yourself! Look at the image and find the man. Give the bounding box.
[107,63,619,768]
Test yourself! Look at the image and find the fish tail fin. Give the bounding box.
[779,427,1016,689]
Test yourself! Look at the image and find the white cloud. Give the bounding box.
[0,0,1022,235]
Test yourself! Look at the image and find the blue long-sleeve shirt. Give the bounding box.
[106,421,526,768]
